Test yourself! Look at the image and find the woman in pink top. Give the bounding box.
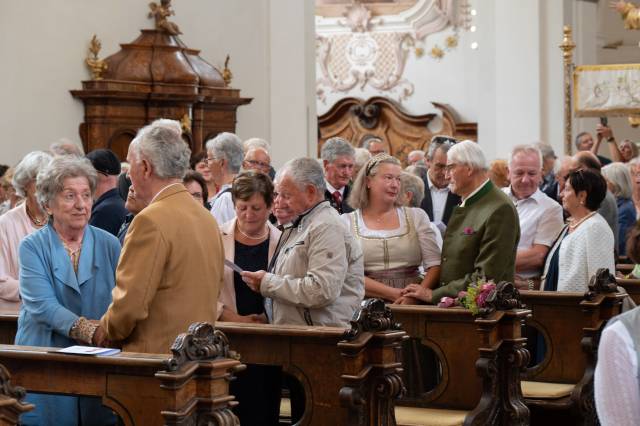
[0,151,52,309]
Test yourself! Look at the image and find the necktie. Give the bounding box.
[332,190,342,206]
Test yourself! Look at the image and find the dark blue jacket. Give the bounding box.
[89,188,128,237]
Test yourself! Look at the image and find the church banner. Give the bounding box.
[573,64,640,117]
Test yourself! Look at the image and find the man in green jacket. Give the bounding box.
[403,140,520,304]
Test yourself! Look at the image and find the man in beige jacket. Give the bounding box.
[242,157,364,327]
[92,120,224,353]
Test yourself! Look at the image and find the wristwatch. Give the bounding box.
[607,136,616,142]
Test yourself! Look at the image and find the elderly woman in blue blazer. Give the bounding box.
[15,155,121,426]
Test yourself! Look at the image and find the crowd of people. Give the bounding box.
[0,119,639,424]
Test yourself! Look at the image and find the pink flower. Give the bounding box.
[457,291,467,299]
[481,283,496,292]
[438,297,456,308]
[463,227,475,235]
[476,291,489,308]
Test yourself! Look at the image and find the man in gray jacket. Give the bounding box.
[242,157,364,327]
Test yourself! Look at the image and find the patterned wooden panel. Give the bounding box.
[318,97,477,165]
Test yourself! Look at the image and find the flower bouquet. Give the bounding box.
[437,278,497,315]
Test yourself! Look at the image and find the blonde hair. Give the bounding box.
[347,154,402,209]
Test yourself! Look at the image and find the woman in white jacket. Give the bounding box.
[541,169,615,292]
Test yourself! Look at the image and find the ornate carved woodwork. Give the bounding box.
[519,283,625,424]
[0,323,243,425]
[218,298,407,426]
[71,6,251,161]
[0,364,32,426]
[390,296,531,425]
[318,97,477,165]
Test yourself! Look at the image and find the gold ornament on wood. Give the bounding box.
[214,55,233,87]
[429,46,444,59]
[148,0,182,35]
[180,114,192,135]
[85,35,108,81]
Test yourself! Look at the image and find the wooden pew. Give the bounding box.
[0,363,33,425]
[0,307,18,346]
[519,270,625,423]
[390,282,531,426]
[217,298,408,426]
[0,323,244,425]
[616,277,640,305]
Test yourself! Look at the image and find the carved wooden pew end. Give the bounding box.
[392,282,531,426]
[520,269,625,423]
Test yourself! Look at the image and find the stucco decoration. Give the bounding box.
[316,0,471,103]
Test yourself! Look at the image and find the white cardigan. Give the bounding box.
[557,213,615,292]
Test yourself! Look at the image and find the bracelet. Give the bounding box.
[607,137,615,142]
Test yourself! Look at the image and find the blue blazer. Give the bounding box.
[15,223,120,426]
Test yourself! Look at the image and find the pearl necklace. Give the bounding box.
[236,224,268,240]
[568,211,596,231]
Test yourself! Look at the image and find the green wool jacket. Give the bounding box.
[432,180,520,304]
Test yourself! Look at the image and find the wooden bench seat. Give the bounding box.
[390,282,531,426]
[0,323,243,425]
[519,270,625,423]
[615,277,640,305]
[217,298,408,426]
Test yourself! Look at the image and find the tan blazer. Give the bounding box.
[218,218,281,319]
[101,184,224,354]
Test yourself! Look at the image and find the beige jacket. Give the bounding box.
[218,218,281,319]
[101,184,223,354]
[260,201,364,327]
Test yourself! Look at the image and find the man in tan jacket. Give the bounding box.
[242,157,364,327]
[92,120,223,353]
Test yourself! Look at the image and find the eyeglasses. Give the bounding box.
[205,157,219,165]
[244,159,270,169]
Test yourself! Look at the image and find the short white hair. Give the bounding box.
[400,171,425,207]
[206,132,244,174]
[277,157,326,194]
[508,144,543,170]
[321,137,355,163]
[130,119,191,179]
[408,150,425,160]
[12,151,53,197]
[354,148,372,169]
[447,140,487,171]
[602,162,633,199]
[243,138,271,154]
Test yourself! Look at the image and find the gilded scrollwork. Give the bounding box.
[148,0,182,35]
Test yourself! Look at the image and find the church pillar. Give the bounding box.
[267,0,317,167]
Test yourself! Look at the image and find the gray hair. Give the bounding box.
[361,135,384,150]
[408,150,425,161]
[400,171,425,207]
[206,132,244,174]
[534,142,556,160]
[354,147,372,169]
[321,137,355,163]
[405,164,429,182]
[12,151,53,197]
[49,140,84,157]
[36,155,97,208]
[131,120,191,179]
[602,162,633,199]
[508,144,543,169]
[348,154,402,210]
[427,139,454,161]
[575,131,591,149]
[447,140,487,171]
[277,157,326,194]
[243,138,271,154]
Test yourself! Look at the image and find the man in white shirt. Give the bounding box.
[420,136,461,230]
[206,132,244,224]
[321,137,356,214]
[504,144,564,289]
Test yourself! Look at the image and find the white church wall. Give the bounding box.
[315,0,572,163]
[0,0,316,168]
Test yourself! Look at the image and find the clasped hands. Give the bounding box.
[396,284,433,304]
[240,270,266,293]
